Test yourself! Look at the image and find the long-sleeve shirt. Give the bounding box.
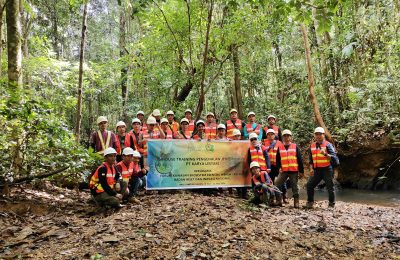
[308,142,338,168]
[276,144,304,173]
[90,130,117,152]
[247,146,271,170]
[97,165,121,196]
[243,123,263,141]
[225,120,246,137]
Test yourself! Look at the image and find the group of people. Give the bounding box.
[88,108,339,209]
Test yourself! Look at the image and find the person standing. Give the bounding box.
[226,109,245,139]
[192,120,207,140]
[275,129,304,208]
[204,112,217,140]
[244,112,263,141]
[115,121,129,162]
[160,118,174,139]
[215,124,228,140]
[90,116,117,155]
[184,109,195,136]
[139,117,165,166]
[166,110,180,134]
[263,115,282,141]
[136,111,147,133]
[306,127,339,208]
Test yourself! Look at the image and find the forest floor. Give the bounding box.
[1,183,399,259]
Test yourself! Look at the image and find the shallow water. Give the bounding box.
[294,188,400,207]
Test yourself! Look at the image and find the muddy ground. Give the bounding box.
[1,184,399,259]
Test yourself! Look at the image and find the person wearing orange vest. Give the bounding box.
[184,109,196,135]
[205,112,217,140]
[263,128,287,204]
[166,110,180,133]
[136,111,147,133]
[250,161,283,206]
[275,129,304,208]
[226,109,245,139]
[215,124,229,140]
[306,127,339,208]
[139,117,165,166]
[125,118,145,169]
[262,115,282,141]
[192,120,207,140]
[115,148,140,203]
[89,116,117,155]
[176,118,192,139]
[89,148,126,208]
[247,133,271,174]
[115,121,130,162]
[160,118,174,139]
[130,150,148,196]
[243,112,263,141]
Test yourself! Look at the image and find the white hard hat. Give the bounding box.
[166,110,174,115]
[152,109,161,117]
[266,129,275,134]
[97,116,108,124]
[147,116,157,125]
[132,150,141,158]
[196,120,205,126]
[314,127,325,134]
[282,129,292,136]
[247,111,255,117]
[267,115,276,120]
[132,118,141,124]
[184,109,192,114]
[160,118,169,124]
[250,161,260,169]
[230,109,238,114]
[217,124,226,129]
[206,112,215,117]
[232,129,241,136]
[180,118,189,124]
[249,133,258,140]
[116,121,126,128]
[136,111,145,116]
[122,147,135,155]
[103,147,117,156]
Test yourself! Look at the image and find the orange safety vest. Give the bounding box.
[311,141,332,168]
[126,131,144,154]
[252,171,270,185]
[187,120,195,135]
[278,143,299,172]
[263,140,282,166]
[226,119,243,139]
[204,123,217,140]
[192,132,207,140]
[249,145,268,171]
[179,130,192,139]
[168,121,179,133]
[142,131,161,156]
[264,125,279,136]
[115,134,130,155]
[163,127,173,139]
[246,123,262,136]
[89,163,117,193]
[117,161,134,182]
[141,123,148,133]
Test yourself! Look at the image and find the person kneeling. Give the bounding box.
[89,148,128,208]
[250,161,282,207]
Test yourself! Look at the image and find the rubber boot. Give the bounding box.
[283,193,289,204]
[294,197,300,208]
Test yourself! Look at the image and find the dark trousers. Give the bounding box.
[270,165,287,194]
[306,167,335,203]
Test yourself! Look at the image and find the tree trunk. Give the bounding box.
[300,23,333,142]
[195,0,213,119]
[118,0,129,123]
[0,0,6,77]
[7,0,23,176]
[230,43,243,119]
[75,3,88,143]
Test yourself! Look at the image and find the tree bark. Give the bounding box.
[7,0,22,88]
[0,0,6,76]
[118,0,129,123]
[75,3,88,143]
[300,23,333,142]
[195,0,213,119]
[230,44,243,119]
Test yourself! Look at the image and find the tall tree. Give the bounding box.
[75,2,88,142]
[118,0,129,123]
[300,23,332,141]
[230,43,243,118]
[7,0,22,89]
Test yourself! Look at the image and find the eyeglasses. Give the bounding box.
[250,138,257,141]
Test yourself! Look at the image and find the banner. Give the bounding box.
[146,140,251,190]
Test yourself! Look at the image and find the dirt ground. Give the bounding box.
[1,184,399,259]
